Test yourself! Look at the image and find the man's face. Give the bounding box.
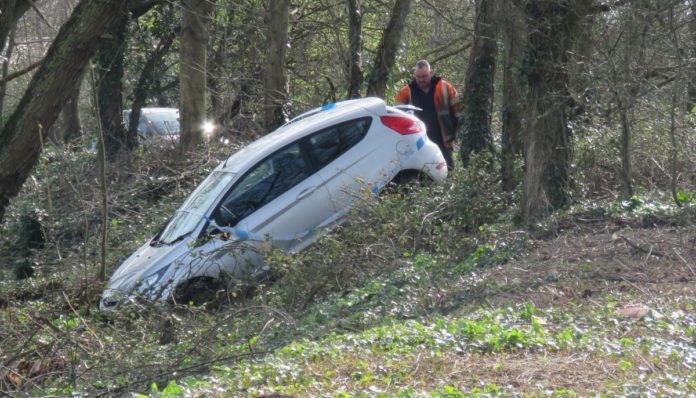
[414,67,433,92]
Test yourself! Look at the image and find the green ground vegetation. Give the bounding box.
[0,139,695,397]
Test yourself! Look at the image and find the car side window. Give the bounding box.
[307,117,371,168]
[212,143,310,227]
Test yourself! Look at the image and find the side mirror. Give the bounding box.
[209,226,234,240]
[194,226,228,247]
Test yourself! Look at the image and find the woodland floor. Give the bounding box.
[444,221,696,396]
[171,218,696,397]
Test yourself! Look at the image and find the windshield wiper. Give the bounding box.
[149,217,173,247]
[162,231,190,246]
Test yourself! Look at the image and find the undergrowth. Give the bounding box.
[0,144,694,397]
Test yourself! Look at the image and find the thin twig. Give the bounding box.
[95,350,271,397]
[620,276,650,296]
[62,292,104,349]
[673,249,696,277]
[88,62,109,282]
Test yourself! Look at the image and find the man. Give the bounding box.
[395,60,458,171]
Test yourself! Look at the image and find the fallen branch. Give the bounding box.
[673,249,696,277]
[620,236,664,258]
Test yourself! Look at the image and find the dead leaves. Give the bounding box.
[615,304,649,321]
[3,358,65,390]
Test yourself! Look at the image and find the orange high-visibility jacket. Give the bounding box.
[395,77,458,148]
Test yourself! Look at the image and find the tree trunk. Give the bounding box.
[365,0,412,98]
[347,0,363,99]
[0,0,129,223]
[687,1,696,112]
[128,32,175,142]
[0,0,30,55]
[669,89,681,207]
[617,97,633,198]
[61,71,84,144]
[263,0,290,130]
[94,11,130,158]
[208,1,237,125]
[521,0,592,225]
[0,26,17,116]
[156,78,175,106]
[500,0,526,192]
[180,0,214,153]
[616,6,640,199]
[460,0,498,167]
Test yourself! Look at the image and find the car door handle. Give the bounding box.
[297,186,318,200]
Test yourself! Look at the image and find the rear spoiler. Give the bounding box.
[394,104,422,113]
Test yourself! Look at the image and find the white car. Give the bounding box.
[100,97,446,310]
[123,107,180,144]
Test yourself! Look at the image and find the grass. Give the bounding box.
[0,145,695,397]
[164,238,695,397]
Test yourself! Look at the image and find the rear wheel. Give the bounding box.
[385,170,429,193]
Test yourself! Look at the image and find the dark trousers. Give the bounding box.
[439,144,454,172]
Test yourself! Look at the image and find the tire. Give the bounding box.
[385,170,429,193]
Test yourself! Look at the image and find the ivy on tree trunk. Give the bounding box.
[500,0,526,192]
[263,0,289,130]
[365,0,412,99]
[347,0,363,99]
[460,0,498,167]
[520,0,593,225]
[94,11,130,158]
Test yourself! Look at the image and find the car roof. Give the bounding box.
[139,107,179,114]
[217,97,387,174]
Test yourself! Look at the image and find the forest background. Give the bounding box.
[0,0,695,396]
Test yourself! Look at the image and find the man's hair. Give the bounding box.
[415,60,431,71]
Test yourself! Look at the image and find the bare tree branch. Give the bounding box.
[0,59,41,85]
[590,0,633,14]
[26,0,57,32]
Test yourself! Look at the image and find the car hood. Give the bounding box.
[102,237,193,305]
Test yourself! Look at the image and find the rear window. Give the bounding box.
[306,117,371,169]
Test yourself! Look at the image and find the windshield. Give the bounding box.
[157,171,235,244]
[143,112,180,135]
[123,109,180,137]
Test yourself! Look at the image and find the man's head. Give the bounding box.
[413,60,434,92]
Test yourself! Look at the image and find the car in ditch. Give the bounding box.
[100,97,447,310]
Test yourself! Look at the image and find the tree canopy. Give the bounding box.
[0,0,695,223]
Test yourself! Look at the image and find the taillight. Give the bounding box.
[380,115,424,135]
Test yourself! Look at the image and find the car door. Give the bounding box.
[307,117,375,215]
[207,142,334,257]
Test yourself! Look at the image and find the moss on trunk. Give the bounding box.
[0,0,128,222]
